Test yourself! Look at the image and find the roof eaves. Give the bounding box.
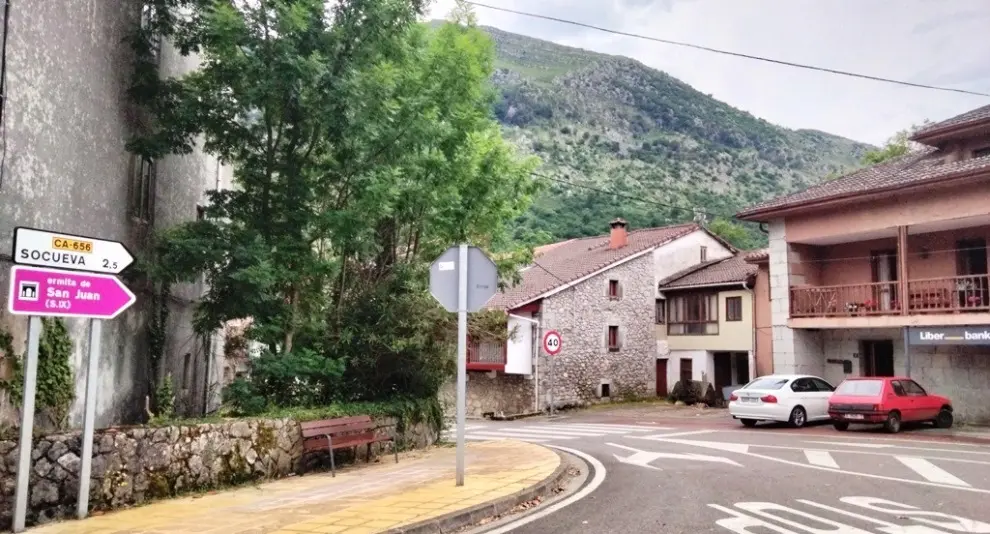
[735,160,989,221]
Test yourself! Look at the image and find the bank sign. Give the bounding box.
[908,326,990,345]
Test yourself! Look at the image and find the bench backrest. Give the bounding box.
[300,415,375,438]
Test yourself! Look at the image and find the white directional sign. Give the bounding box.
[13,227,135,275]
[607,442,742,468]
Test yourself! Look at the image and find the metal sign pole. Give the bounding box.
[549,353,555,418]
[77,319,102,518]
[13,316,42,533]
[455,243,468,487]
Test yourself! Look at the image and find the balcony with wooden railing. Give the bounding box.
[790,275,990,319]
[467,340,507,371]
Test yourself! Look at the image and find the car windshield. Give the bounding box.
[744,378,789,390]
[835,379,883,396]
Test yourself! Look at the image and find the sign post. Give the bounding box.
[11,316,41,533]
[430,245,497,487]
[542,330,561,418]
[8,228,135,531]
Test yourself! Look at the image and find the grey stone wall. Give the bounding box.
[540,253,657,406]
[441,373,535,418]
[0,416,437,530]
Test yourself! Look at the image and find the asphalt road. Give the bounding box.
[452,407,990,534]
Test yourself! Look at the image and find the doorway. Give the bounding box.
[656,359,668,396]
[861,340,895,377]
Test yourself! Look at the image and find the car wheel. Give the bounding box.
[833,422,849,431]
[741,419,757,428]
[789,406,807,428]
[884,411,901,434]
[934,409,954,429]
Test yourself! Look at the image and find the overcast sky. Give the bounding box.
[427,0,990,145]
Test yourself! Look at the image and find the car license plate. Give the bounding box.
[743,397,757,403]
[844,414,864,420]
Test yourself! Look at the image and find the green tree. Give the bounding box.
[861,120,932,166]
[706,218,759,250]
[130,1,538,406]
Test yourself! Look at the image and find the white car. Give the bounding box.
[728,374,836,428]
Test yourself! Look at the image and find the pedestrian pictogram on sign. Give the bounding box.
[543,330,562,355]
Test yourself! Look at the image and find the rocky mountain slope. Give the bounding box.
[481,26,874,244]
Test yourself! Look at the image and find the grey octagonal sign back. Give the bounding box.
[430,246,498,313]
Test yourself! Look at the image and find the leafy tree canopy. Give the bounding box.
[130,0,538,409]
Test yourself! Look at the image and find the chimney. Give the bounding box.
[609,218,628,249]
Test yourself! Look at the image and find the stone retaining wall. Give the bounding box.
[0,416,437,531]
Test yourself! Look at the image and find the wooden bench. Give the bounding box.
[300,416,397,477]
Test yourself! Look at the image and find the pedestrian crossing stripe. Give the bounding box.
[441,422,670,444]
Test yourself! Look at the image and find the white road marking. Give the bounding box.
[482,445,607,534]
[728,428,986,447]
[466,432,562,442]
[511,427,614,437]
[655,437,990,494]
[733,501,875,533]
[629,429,718,440]
[804,450,839,469]
[677,440,990,467]
[895,456,971,487]
[805,441,893,449]
[805,440,990,456]
[555,423,664,431]
[607,442,741,468]
[796,499,904,530]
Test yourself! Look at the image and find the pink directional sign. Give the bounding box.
[7,265,136,319]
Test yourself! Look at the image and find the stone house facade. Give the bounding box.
[445,219,738,417]
[0,2,230,429]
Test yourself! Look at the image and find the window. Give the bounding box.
[141,3,162,64]
[901,380,927,396]
[810,378,835,392]
[130,156,156,223]
[700,246,708,262]
[655,299,666,324]
[608,279,620,300]
[790,378,813,392]
[679,358,693,382]
[835,379,883,396]
[973,146,990,159]
[607,325,621,351]
[744,377,788,390]
[667,293,718,335]
[726,296,743,321]
[600,383,611,398]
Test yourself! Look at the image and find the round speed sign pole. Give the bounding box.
[543,330,562,418]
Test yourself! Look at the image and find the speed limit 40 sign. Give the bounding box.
[543,330,562,355]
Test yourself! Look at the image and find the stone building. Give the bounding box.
[0,2,230,429]
[446,219,737,417]
[736,103,990,424]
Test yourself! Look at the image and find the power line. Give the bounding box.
[467,2,990,98]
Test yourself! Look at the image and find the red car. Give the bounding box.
[827,376,953,433]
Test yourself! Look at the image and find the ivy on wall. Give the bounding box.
[0,319,75,429]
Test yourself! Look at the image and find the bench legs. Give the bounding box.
[325,434,336,477]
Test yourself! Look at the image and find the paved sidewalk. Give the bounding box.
[28,440,560,534]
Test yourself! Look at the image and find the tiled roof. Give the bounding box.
[659,252,758,290]
[743,249,769,263]
[912,104,990,140]
[736,148,990,219]
[488,223,699,310]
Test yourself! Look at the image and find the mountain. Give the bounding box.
[480,26,874,245]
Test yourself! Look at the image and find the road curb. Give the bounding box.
[385,449,571,534]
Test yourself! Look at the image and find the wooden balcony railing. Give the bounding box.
[790,275,990,318]
[467,340,506,370]
[907,275,990,313]
[791,281,899,318]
